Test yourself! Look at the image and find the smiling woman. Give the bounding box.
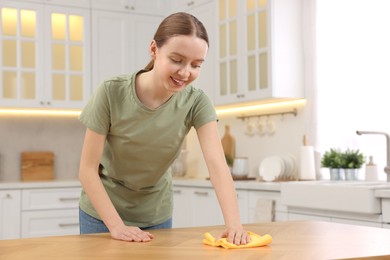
[316,0,390,180]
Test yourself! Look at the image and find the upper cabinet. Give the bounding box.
[91,1,163,91]
[169,0,216,103]
[0,0,91,109]
[91,0,166,15]
[215,0,304,106]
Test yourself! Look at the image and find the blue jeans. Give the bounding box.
[79,208,172,234]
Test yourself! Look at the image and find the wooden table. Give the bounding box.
[1,221,390,259]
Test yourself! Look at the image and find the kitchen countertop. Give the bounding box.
[173,178,281,191]
[0,179,81,189]
[0,178,282,191]
[1,221,390,259]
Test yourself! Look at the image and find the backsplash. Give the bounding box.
[0,102,314,182]
[186,104,315,179]
[0,115,85,181]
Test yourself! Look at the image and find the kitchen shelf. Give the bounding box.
[237,108,298,121]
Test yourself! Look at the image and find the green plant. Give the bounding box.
[342,149,365,169]
[321,148,344,168]
[225,154,234,167]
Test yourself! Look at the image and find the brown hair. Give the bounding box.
[144,12,209,71]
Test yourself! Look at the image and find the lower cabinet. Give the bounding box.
[172,186,224,228]
[21,187,81,238]
[172,185,285,228]
[0,185,81,240]
[0,190,21,240]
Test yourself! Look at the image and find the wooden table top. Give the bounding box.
[1,221,390,260]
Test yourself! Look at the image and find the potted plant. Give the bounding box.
[342,149,365,181]
[321,148,345,180]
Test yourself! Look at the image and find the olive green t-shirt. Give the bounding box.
[78,71,217,227]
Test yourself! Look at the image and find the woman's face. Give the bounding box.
[151,35,208,93]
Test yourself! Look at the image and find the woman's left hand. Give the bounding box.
[220,226,251,245]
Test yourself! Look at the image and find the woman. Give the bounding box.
[78,12,250,245]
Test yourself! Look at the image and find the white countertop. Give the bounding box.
[0,179,81,189]
[0,178,282,191]
[173,178,281,191]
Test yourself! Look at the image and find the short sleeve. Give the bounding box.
[191,91,218,129]
[79,81,111,135]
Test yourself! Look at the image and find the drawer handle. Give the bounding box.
[173,190,182,194]
[194,191,209,196]
[59,197,79,202]
[58,223,79,228]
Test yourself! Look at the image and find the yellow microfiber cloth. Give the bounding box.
[203,231,272,249]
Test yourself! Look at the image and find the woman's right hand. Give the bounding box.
[110,225,155,242]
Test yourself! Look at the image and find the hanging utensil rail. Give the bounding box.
[237,108,298,121]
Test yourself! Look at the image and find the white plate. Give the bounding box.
[259,156,285,181]
[280,154,297,178]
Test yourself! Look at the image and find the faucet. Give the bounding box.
[356,130,390,182]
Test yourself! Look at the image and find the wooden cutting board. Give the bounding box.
[21,152,54,181]
[221,125,235,163]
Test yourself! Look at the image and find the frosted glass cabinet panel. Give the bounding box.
[218,0,239,101]
[0,3,39,105]
[0,1,90,108]
[215,0,303,106]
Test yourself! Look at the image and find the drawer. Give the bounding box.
[21,209,79,238]
[22,188,81,210]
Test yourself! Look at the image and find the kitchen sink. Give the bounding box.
[281,181,390,214]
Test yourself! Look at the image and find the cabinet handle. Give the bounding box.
[125,5,135,10]
[40,101,44,105]
[194,191,209,196]
[2,193,12,199]
[187,1,195,6]
[58,223,79,228]
[173,190,182,194]
[47,101,51,105]
[59,197,79,202]
[236,94,245,98]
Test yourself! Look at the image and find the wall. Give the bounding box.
[185,103,315,179]
[0,115,85,181]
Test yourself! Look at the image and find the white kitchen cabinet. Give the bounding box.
[12,0,90,8]
[172,185,224,228]
[0,190,21,239]
[0,0,91,109]
[172,186,192,228]
[21,187,81,238]
[331,218,382,228]
[237,189,249,223]
[91,9,162,91]
[170,0,213,11]
[179,1,217,102]
[215,0,304,106]
[91,0,165,15]
[248,190,288,223]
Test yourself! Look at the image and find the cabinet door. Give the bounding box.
[237,190,249,224]
[91,0,165,15]
[0,1,44,108]
[215,0,241,105]
[248,190,286,223]
[0,190,21,239]
[43,5,91,108]
[12,0,90,8]
[21,209,79,238]
[170,0,212,12]
[131,14,162,71]
[172,186,192,228]
[91,10,131,89]
[191,187,224,226]
[185,1,216,102]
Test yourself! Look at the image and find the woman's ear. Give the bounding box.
[149,40,157,59]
